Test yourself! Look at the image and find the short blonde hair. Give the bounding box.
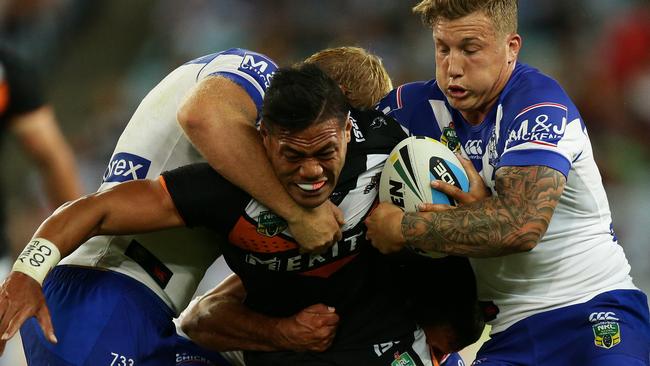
[304,47,392,110]
[413,0,518,35]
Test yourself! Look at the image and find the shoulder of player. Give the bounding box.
[162,162,247,201]
[185,48,277,85]
[377,79,441,112]
[182,48,276,67]
[349,108,406,144]
[501,63,576,120]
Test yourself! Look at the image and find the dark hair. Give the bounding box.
[261,63,349,133]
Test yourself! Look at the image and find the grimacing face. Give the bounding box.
[262,117,352,209]
[433,11,521,124]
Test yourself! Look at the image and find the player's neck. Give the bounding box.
[460,62,515,125]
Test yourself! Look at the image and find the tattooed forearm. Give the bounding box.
[402,165,566,257]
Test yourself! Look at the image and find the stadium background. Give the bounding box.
[1,0,648,364]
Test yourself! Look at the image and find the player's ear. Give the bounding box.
[506,33,522,64]
[260,120,271,147]
[344,115,352,143]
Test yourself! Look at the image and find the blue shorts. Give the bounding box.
[21,266,178,366]
[472,289,650,366]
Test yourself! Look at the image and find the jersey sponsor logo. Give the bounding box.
[239,53,275,88]
[349,115,366,142]
[391,351,416,366]
[176,352,213,365]
[243,228,363,273]
[506,113,567,146]
[256,211,288,237]
[363,172,381,194]
[589,311,621,349]
[103,152,151,183]
[464,139,483,156]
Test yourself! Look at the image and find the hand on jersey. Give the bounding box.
[364,202,406,254]
[419,154,490,213]
[275,303,339,352]
[0,271,56,354]
[290,201,345,253]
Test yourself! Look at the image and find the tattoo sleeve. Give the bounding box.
[402,165,566,257]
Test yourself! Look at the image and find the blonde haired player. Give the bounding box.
[369,1,650,365]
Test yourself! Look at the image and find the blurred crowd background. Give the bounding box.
[0,0,649,364]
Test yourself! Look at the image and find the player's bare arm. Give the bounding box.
[33,179,183,249]
[0,178,184,351]
[404,165,565,257]
[178,77,343,252]
[180,274,339,352]
[367,165,565,257]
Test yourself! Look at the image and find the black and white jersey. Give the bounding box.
[162,109,413,349]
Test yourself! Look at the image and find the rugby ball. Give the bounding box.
[379,136,470,258]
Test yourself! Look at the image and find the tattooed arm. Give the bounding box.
[365,165,565,257]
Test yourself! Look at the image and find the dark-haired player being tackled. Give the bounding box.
[1,64,444,365]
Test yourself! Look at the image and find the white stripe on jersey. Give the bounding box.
[428,100,453,135]
[339,154,387,231]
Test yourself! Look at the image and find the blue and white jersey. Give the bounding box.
[61,48,277,315]
[378,62,636,333]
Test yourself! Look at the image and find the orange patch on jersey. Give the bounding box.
[228,216,298,253]
[300,254,358,278]
[0,82,9,115]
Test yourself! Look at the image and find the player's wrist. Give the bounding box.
[12,238,61,286]
[270,317,292,350]
[283,202,308,225]
[397,211,411,246]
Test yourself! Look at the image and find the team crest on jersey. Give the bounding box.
[487,125,499,168]
[440,122,460,153]
[391,351,415,366]
[590,312,621,349]
[370,116,388,129]
[256,211,287,237]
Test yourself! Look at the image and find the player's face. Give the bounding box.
[432,12,520,124]
[263,117,352,209]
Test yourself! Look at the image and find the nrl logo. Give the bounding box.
[440,123,460,153]
[391,351,415,366]
[593,321,621,349]
[589,311,621,349]
[256,211,287,237]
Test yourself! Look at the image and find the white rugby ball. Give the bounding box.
[379,136,470,258]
